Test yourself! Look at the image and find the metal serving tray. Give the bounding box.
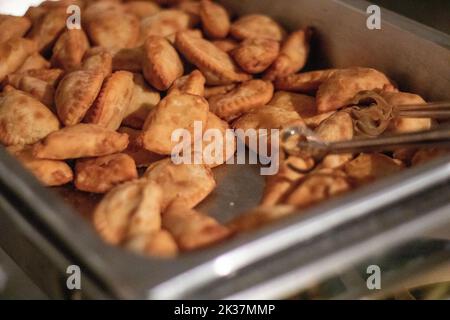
[0,0,449,299]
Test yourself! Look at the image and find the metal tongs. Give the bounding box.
[281,91,450,161]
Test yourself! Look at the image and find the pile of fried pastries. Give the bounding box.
[0,0,447,258]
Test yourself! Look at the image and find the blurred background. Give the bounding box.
[0,0,448,299]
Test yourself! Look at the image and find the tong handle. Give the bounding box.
[396,102,450,119]
[330,126,450,154]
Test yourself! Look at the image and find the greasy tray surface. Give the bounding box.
[0,0,449,299]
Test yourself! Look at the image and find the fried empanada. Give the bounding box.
[32,123,129,160]
[142,36,184,91]
[93,179,162,245]
[75,153,138,193]
[86,11,140,50]
[0,89,59,146]
[199,0,230,39]
[379,91,432,134]
[140,93,209,155]
[316,67,392,112]
[274,69,338,94]
[228,205,296,232]
[343,153,404,185]
[209,79,274,121]
[144,159,216,210]
[162,205,230,251]
[315,111,354,142]
[265,28,312,80]
[212,38,239,53]
[139,9,191,43]
[85,71,135,130]
[231,38,280,74]
[82,47,113,79]
[5,74,55,108]
[123,74,161,129]
[260,156,314,206]
[175,30,251,85]
[7,145,73,187]
[0,15,32,44]
[28,7,67,53]
[168,69,206,96]
[51,29,90,70]
[204,84,236,98]
[285,170,351,208]
[124,230,178,258]
[230,14,286,41]
[118,126,165,167]
[16,53,50,72]
[176,0,201,26]
[201,112,236,167]
[0,37,37,82]
[124,1,161,20]
[268,91,334,128]
[23,68,64,87]
[55,70,104,126]
[83,0,124,24]
[112,47,144,73]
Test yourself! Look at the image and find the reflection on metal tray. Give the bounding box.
[0,0,449,299]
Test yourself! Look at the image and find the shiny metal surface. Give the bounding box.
[0,0,449,299]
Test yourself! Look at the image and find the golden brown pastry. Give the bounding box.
[274,69,338,94]
[139,9,191,43]
[51,29,90,70]
[144,159,216,210]
[75,153,138,193]
[316,67,392,112]
[140,93,209,155]
[231,38,280,74]
[0,89,60,146]
[175,30,251,85]
[209,79,274,121]
[93,179,163,245]
[118,126,165,167]
[142,36,184,91]
[84,71,135,130]
[0,37,37,82]
[163,205,230,251]
[5,74,55,108]
[230,14,286,41]
[0,15,32,44]
[27,7,67,53]
[122,74,161,129]
[86,10,140,50]
[168,69,206,96]
[265,28,312,80]
[199,0,230,39]
[32,123,129,160]
[55,70,104,126]
[7,145,73,187]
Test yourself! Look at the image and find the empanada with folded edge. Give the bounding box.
[209,79,274,121]
[55,70,104,126]
[142,36,184,91]
[163,204,230,251]
[0,89,59,146]
[123,74,161,129]
[51,29,90,70]
[230,14,286,41]
[7,145,73,187]
[75,153,138,193]
[265,28,312,80]
[0,37,37,82]
[175,30,250,85]
[84,71,135,130]
[0,15,32,44]
[199,0,230,39]
[231,38,280,74]
[168,69,206,97]
[316,67,392,112]
[144,159,216,210]
[32,123,129,160]
[140,93,209,155]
